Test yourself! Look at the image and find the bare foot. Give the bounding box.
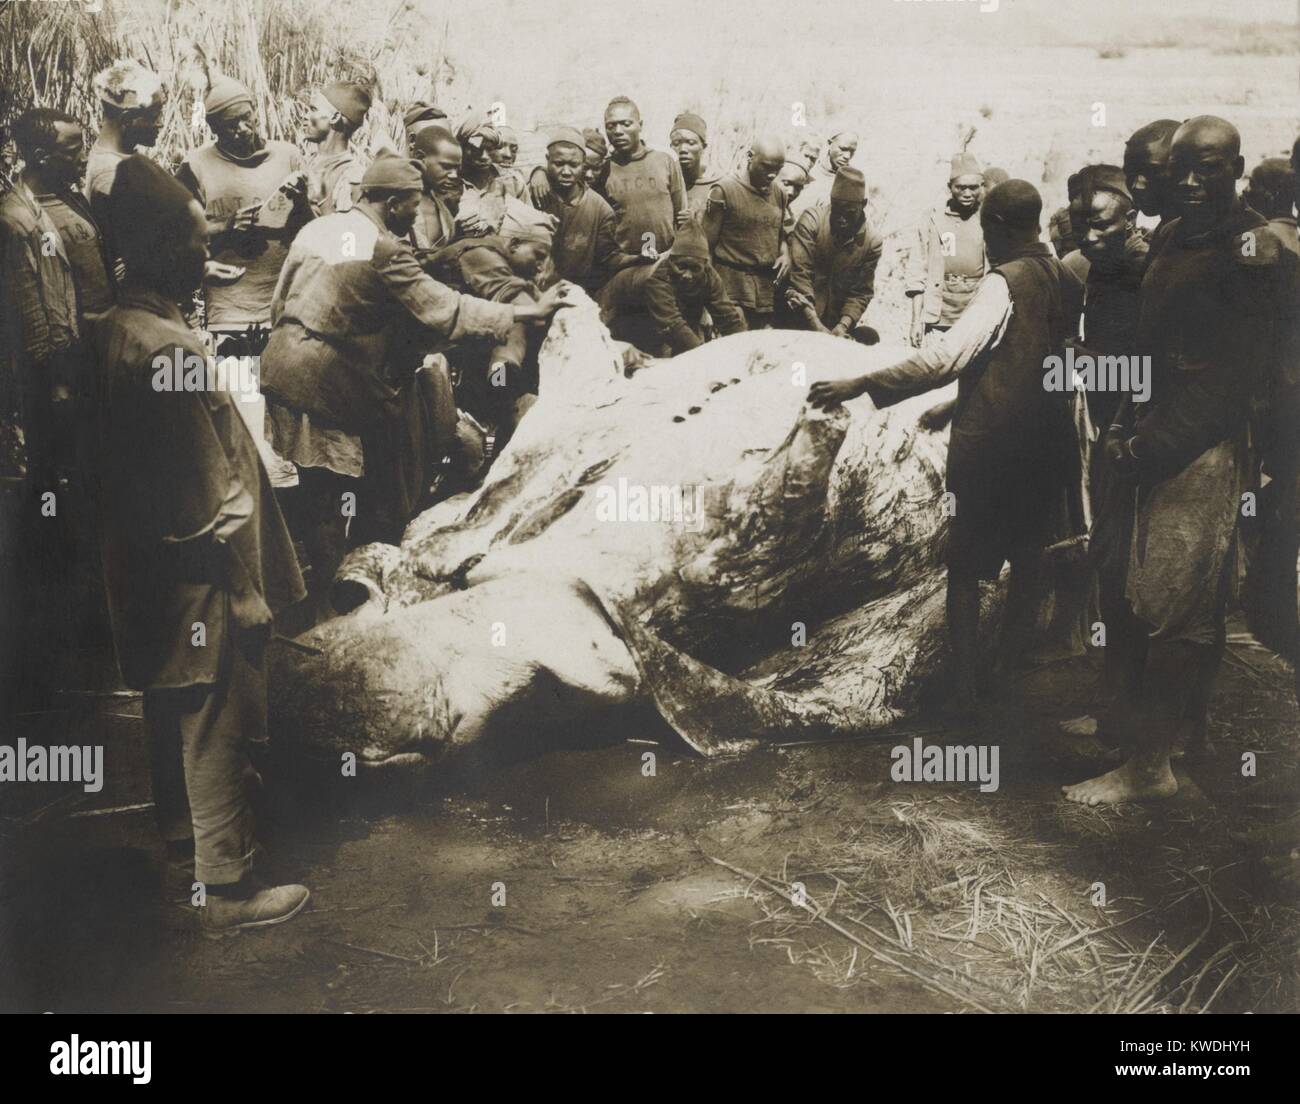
[1060,714,1099,739]
[1055,714,1121,762]
[1062,756,1177,806]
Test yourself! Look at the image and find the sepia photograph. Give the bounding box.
[0,0,1296,1052]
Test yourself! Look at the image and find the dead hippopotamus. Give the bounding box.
[269,290,978,780]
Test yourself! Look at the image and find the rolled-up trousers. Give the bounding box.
[144,627,266,886]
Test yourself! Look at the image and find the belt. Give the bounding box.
[715,258,775,276]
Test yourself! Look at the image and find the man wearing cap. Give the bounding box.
[810,179,1084,711]
[96,154,310,932]
[456,110,527,233]
[526,127,613,211]
[176,74,312,358]
[424,203,560,457]
[404,100,449,151]
[304,81,371,216]
[1244,156,1299,256]
[904,151,989,348]
[1064,117,1299,805]
[261,152,568,548]
[533,127,639,294]
[701,135,790,329]
[599,219,745,356]
[603,96,687,261]
[668,112,717,225]
[582,128,611,198]
[785,166,882,339]
[87,59,166,272]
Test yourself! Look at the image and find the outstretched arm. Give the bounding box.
[808,273,1010,411]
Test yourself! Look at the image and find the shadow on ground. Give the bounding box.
[2,618,1297,1013]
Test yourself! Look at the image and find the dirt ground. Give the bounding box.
[2,614,1297,1014]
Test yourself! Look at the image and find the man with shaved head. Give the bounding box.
[1123,118,1181,227]
[1058,169,1152,747]
[602,96,686,261]
[1064,117,1300,806]
[810,180,1084,711]
[791,130,859,217]
[700,134,789,328]
[1244,156,1298,256]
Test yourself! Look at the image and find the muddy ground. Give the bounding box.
[1,617,1297,1014]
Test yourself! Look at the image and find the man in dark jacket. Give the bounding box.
[97,156,309,932]
[599,219,746,356]
[785,166,882,339]
[261,153,567,550]
[810,180,1084,711]
[1064,117,1299,805]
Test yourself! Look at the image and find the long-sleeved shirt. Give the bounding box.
[600,257,746,355]
[904,202,989,326]
[424,235,534,377]
[868,243,1083,502]
[37,190,115,318]
[534,182,635,292]
[1129,200,1300,482]
[787,205,882,329]
[1077,230,1148,427]
[260,205,515,431]
[94,284,304,689]
[0,181,80,386]
[865,272,1013,406]
[604,146,686,258]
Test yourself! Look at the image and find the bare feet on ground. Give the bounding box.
[1062,755,1177,806]
[1055,713,1120,761]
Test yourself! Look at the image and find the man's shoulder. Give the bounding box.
[100,302,200,368]
[579,187,615,217]
[296,207,379,259]
[0,190,39,236]
[264,139,304,164]
[1234,220,1286,268]
[180,142,219,169]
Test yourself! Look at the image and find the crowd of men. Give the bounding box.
[1,58,1297,928]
